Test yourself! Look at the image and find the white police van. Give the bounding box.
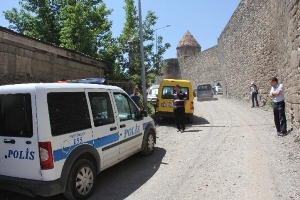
[0,82,156,200]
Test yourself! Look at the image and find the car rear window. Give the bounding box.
[197,85,212,90]
[0,93,33,137]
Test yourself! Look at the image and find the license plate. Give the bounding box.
[161,103,172,107]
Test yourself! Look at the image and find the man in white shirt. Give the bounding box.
[269,77,287,136]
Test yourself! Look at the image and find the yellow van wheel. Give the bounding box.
[155,115,163,123]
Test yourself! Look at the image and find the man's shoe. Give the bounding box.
[277,131,283,136]
[180,129,184,133]
[281,131,288,135]
[177,129,180,132]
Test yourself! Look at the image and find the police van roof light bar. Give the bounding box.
[65,78,106,84]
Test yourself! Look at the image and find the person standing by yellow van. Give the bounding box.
[173,84,187,133]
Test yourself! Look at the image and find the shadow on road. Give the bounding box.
[195,97,219,101]
[90,147,166,199]
[0,147,166,200]
[153,114,211,128]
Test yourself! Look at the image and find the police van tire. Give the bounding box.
[64,159,96,200]
[141,130,155,156]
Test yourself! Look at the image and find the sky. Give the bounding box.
[0,0,241,59]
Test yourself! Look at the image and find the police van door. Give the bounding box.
[0,89,41,180]
[112,92,142,159]
[85,89,120,168]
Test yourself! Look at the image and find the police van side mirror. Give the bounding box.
[141,110,148,118]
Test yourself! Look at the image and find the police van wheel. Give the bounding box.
[64,159,96,200]
[141,130,155,156]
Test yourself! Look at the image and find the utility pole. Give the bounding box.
[138,0,147,112]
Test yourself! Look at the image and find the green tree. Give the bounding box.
[60,0,113,57]
[117,0,171,89]
[4,0,61,45]
[3,0,119,60]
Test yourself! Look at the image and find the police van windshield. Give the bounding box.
[162,86,189,100]
[0,94,33,137]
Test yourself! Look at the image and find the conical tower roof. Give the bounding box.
[177,30,201,48]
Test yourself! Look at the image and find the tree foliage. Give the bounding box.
[3,0,170,87]
[115,0,171,89]
[4,0,61,45]
[3,0,118,59]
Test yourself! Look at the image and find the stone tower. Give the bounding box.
[176,30,201,58]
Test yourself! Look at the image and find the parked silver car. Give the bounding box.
[147,84,159,105]
[214,86,223,95]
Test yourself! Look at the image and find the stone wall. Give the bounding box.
[162,58,181,79]
[0,27,108,85]
[179,46,221,90]
[218,0,300,130]
[179,0,300,130]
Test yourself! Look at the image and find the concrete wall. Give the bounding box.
[178,0,300,130]
[0,27,108,85]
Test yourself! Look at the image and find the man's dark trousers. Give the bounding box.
[251,92,259,107]
[273,101,287,133]
[174,107,185,130]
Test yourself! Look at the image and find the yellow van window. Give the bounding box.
[162,86,174,99]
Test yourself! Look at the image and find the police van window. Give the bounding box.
[48,92,91,136]
[128,96,139,120]
[0,94,33,137]
[88,92,115,127]
[113,93,138,121]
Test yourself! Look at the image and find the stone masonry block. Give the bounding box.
[0,42,3,52]
[16,48,34,58]
[16,56,32,74]
[288,94,300,104]
[33,51,54,63]
[31,59,53,74]
[2,43,16,55]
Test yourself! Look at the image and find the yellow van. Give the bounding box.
[155,79,194,123]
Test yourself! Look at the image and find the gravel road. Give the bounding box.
[2,96,300,200]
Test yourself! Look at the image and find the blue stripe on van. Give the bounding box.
[94,132,119,148]
[52,132,119,162]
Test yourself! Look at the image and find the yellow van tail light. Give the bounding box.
[190,101,194,110]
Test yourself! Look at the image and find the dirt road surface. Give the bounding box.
[1,96,300,200]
